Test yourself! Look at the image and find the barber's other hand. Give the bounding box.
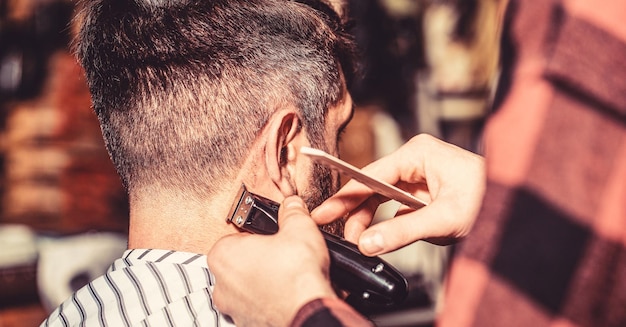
[208,196,336,327]
[312,134,485,255]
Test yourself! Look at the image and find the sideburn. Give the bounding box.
[302,161,345,237]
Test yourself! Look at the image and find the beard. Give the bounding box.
[300,161,345,237]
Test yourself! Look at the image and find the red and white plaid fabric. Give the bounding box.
[291,1,626,326]
[440,0,626,326]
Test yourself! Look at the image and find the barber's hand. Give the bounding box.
[312,134,485,255]
[208,196,336,327]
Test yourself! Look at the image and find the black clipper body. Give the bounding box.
[227,184,408,307]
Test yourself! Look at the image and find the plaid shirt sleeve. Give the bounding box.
[290,298,373,327]
[439,0,626,326]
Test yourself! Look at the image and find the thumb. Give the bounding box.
[357,201,460,255]
[278,196,317,232]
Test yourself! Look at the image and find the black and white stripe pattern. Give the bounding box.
[41,249,233,327]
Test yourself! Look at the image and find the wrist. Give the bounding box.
[290,297,374,327]
[289,272,337,322]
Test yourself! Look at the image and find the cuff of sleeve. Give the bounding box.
[289,297,373,327]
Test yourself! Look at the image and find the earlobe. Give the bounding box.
[265,111,303,197]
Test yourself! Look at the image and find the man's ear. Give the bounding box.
[265,111,305,197]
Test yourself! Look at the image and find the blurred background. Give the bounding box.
[0,0,502,326]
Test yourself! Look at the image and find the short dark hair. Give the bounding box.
[75,0,355,196]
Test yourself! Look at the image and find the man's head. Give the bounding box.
[75,0,355,215]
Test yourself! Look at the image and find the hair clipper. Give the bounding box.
[226,184,408,307]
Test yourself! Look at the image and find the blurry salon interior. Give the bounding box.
[0,0,502,326]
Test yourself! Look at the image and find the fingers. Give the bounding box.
[342,196,383,243]
[356,200,467,255]
[357,213,433,255]
[311,179,377,224]
[316,134,485,254]
[311,137,431,225]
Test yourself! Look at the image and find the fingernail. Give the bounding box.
[360,231,384,254]
[284,196,304,208]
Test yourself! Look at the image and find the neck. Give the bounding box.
[126,142,281,255]
[127,185,242,255]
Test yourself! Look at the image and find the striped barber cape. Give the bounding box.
[41,249,234,327]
